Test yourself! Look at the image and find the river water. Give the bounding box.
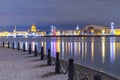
[0,37,120,78]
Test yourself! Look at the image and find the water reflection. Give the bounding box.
[31,42,35,51]
[110,37,116,63]
[65,41,68,58]
[101,37,106,63]
[91,38,94,62]
[56,38,60,53]
[19,42,23,49]
[81,40,85,59]
[14,42,17,48]
[81,38,87,61]
[74,41,81,62]
[51,41,56,57]
[25,42,28,50]
[85,40,87,60]
[2,37,120,78]
[67,42,70,58]
[61,41,65,59]
[70,42,73,59]
[44,42,46,54]
[78,42,81,54]
[41,41,46,55]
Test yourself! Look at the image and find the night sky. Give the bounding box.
[0,0,120,30]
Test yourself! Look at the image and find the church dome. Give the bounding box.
[31,23,37,32]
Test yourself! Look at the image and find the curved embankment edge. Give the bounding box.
[60,60,119,80]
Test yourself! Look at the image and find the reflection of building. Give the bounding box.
[110,37,116,63]
[101,37,106,63]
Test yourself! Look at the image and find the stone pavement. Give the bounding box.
[0,47,67,80]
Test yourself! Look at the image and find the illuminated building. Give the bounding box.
[55,25,110,36]
[28,23,46,37]
[1,22,120,37]
[85,25,110,35]
[50,25,56,36]
[28,23,38,37]
[30,23,37,32]
[114,29,120,35]
[0,31,10,37]
[0,23,46,37]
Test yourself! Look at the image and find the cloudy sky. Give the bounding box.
[0,0,120,30]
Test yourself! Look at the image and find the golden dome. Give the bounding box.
[31,23,37,32]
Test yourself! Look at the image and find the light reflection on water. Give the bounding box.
[91,38,94,62]
[31,42,35,51]
[110,37,116,64]
[1,37,120,78]
[101,37,105,63]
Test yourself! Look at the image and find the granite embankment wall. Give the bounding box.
[60,60,119,80]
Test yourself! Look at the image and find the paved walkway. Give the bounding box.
[0,47,67,80]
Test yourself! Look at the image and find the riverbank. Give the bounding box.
[0,42,120,80]
[43,34,120,37]
[60,60,119,80]
[0,47,67,80]
[0,45,120,80]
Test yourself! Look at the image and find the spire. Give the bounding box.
[32,23,35,26]
[76,24,79,30]
[13,25,16,32]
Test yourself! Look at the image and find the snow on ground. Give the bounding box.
[0,47,67,80]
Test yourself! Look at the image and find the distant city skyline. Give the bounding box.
[0,0,120,29]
